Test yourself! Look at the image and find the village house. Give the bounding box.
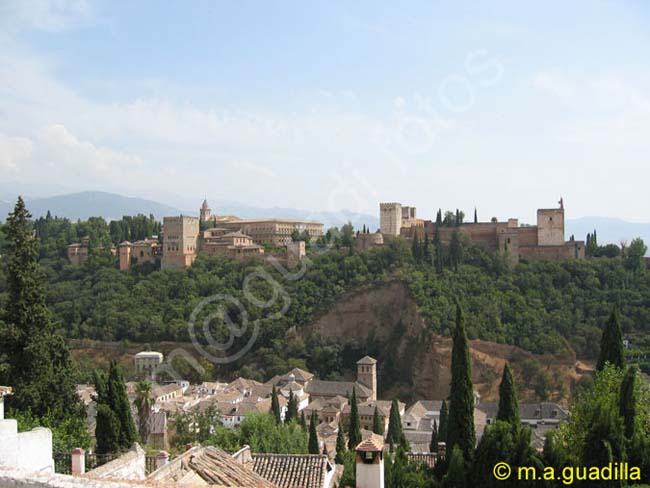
[134,351,163,379]
[476,401,569,449]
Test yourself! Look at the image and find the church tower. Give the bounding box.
[357,356,377,401]
[200,199,212,223]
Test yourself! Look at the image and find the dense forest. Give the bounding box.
[0,212,649,384]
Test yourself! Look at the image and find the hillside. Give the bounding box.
[67,280,586,404]
[304,280,583,404]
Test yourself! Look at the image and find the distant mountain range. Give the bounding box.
[0,192,181,223]
[0,191,379,230]
[566,217,650,247]
[1,191,648,246]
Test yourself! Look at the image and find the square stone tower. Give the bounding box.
[537,207,565,246]
[357,356,377,401]
[162,216,199,270]
[380,203,402,236]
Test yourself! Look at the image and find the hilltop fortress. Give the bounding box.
[380,200,585,264]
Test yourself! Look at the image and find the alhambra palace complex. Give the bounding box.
[68,198,584,270]
[379,198,585,265]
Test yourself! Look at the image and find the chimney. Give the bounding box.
[71,448,85,476]
[155,450,169,470]
[355,434,384,488]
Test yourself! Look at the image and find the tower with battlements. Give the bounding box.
[161,216,199,270]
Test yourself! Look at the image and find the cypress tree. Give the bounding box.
[95,404,121,455]
[430,419,439,453]
[347,388,362,450]
[0,197,83,423]
[423,233,431,265]
[446,303,476,462]
[271,386,281,423]
[386,398,407,451]
[443,446,466,488]
[474,208,478,223]
[107,360,137,449]
[93,369,109,405]
[496,363,519,426]
[335,420,347,464]
[309,411,320,454]
[412,234,420,262]
[597,306,625,371]
[286,390,298,422]
[450,230,462,271]
[619,365,637,440]
[434,231,444,274]
[300,411,307,431]
[439,400,448,443]
[372,406,384,435]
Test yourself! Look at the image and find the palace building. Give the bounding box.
[382,199,585,265]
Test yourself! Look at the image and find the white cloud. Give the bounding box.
[0,133,33,170]
[532,71,575,99]
[0,0,94,32]
[37,124,142,173]
[532,71,650,149]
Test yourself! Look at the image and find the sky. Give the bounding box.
[0,0,649,223]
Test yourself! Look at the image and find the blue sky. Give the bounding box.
[1,0,649,223]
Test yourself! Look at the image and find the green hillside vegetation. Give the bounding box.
[1,212,649,384]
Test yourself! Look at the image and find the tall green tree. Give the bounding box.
[270,386,281,424]
[597,306,625,371]
[300,411,307,431]
[95,404,122,455]
[446,303,476,462]
[335,420,347,464]
[0,197,82,423]
[107,360,137,449]
[472,421,539,488]
[286,390,298,423]
[619,365,637,440]
[496,363,519,426]
[429,419,438,453]
[347,387,362,450]
[443,446,466,488]
[386,398,408,451]
[438,400,448,443]
[372,406,384,435]
[624,238,647,273]
[449,230,463,271]
[308,411,320,454]
[412,234,421,262]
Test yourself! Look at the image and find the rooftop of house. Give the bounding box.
[305,380,372,399]
[251,453,333,488]
[342,400,401,417]
[476,402,569,422]
[148,446,277,488]
[152,383,184,398]
[281,368,315,384]
[0,386,13,397]
[356,356,377,365]
[134,351,163,359]
[228,377,265,392]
